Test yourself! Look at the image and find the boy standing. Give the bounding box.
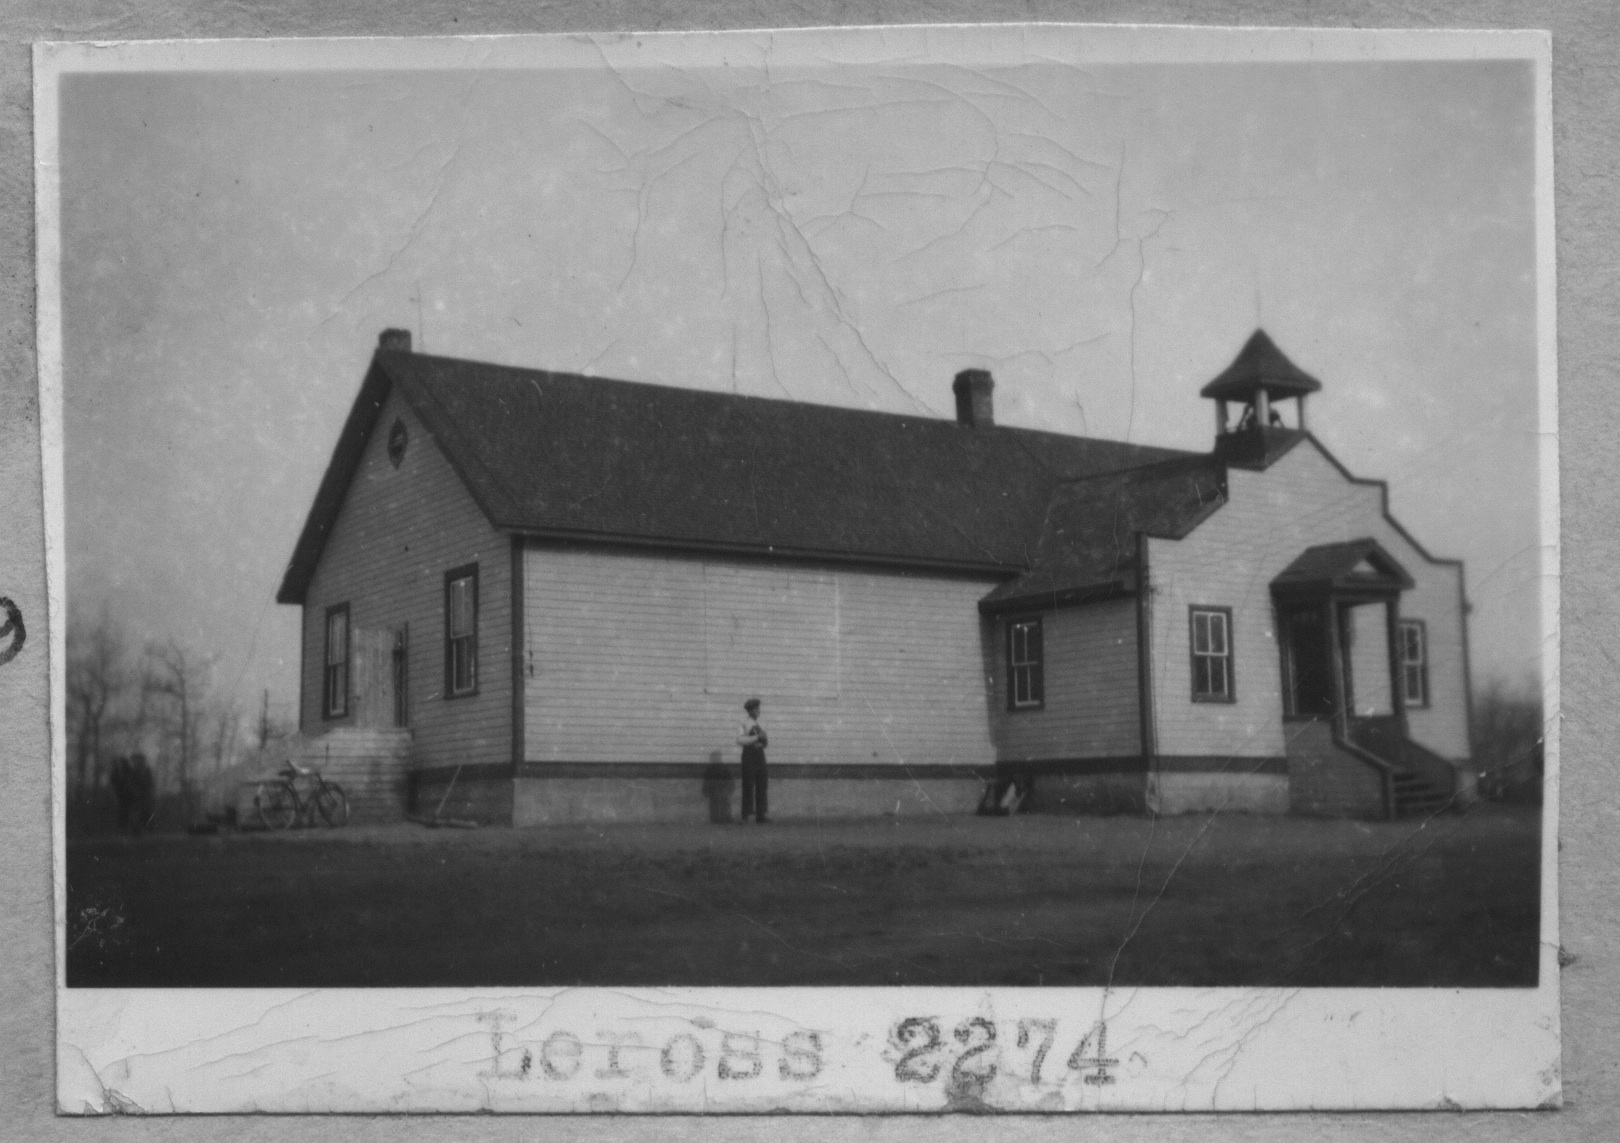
[736,698,769,823]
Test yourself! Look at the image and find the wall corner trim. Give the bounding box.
[1135,531,1158,772]
[510,535,525,777]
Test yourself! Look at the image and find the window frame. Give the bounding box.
[443,564,480,699]
[322,603,350,719]
[1189,605,1236,704]
[1398,618,1429,709]
[1006,614,1045,712]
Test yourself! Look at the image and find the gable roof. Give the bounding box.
[1271,538,1415,597]
[1200,329,1324,401]
[978,455,1229,612]
[276,350,1190,604]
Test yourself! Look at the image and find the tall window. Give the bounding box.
[444,565,479,697]
[1190,606,1234,702]
[1398,619,1429,708]
[323,604,349,718]
[1007,616,1044,710]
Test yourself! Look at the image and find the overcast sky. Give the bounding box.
[55,31,1542,718]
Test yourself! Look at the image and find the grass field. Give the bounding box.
[64,804,1541,988]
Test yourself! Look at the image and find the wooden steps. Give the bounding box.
[235,729,413,824]
[1390,770,1455,817]
[1346,716,1461,819]
[296,729,412,822]
[1284,717,1462,820]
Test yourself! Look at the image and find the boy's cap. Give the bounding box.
[744,698,761,712]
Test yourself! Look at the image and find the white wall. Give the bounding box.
[522,546,1000,767]
[1147,440,1470,761]
[987,597,1141,762]
[302,390,512,772]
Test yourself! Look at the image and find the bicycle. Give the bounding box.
[254,763,350,829]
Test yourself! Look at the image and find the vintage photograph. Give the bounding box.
[43,25,1557,1112]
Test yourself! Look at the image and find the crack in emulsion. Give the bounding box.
[568,48,1127,428]
[324,76,484,319]
[1123,214,1169,444]
[730,107,932,413]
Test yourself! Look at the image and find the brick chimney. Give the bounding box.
[953,369,994,428]
[378,328,412,353]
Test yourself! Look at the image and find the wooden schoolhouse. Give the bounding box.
[275,328,1473,824]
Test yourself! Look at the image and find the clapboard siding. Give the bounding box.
[522,545,999,767]
[1399,563,1470,761]
[300,390,511,774]
[986,598,1141,761]
[1147,440,1470,761]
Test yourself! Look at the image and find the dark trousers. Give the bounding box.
[740,757,768,821]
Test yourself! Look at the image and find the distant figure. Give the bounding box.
[701,750,736,824]
[128,754,155,836]
[736,698,769,823]
[110,755,133,833]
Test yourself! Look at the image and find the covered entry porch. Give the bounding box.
[1272,539,1458,818]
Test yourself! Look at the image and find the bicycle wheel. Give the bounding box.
[313,782,350,827]
[256,781,298,830]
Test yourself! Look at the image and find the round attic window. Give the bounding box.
[387,418,408,467]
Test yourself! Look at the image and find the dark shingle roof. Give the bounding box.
[978,456,1229,612]
[1200,329,1324,401]
[276,350,1191,603]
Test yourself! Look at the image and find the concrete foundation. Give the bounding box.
[410,769,515,825]
[1019,772,1148,815]
[397,762,1307,825]
[1147,772,1290,815]
[512,774,983,826]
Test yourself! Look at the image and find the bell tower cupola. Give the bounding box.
[1201,329,1321,467]
[1202,329,1321,434]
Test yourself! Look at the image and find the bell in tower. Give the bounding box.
[1201,329,1322,468]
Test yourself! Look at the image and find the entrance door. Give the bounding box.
[1281,605,1336,718]
[391,626,409,727]
[351,627,397,727]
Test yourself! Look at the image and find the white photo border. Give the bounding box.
[38,23,1560,1114]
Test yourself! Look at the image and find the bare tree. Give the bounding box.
[143,639,212,819]
[256,689,279,749]
[209,702,241,773]
[1472,681,1545,803]
[65,609,130,797]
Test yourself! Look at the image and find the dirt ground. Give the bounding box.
[64,804,1542,988]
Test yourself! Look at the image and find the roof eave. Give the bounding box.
[274,358,396,605]
[1197,330,1325,400]
[1300,434,1466,569]
[1199,375,1323,401]
[978,578,1133,615]
[503,525,1024,579]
